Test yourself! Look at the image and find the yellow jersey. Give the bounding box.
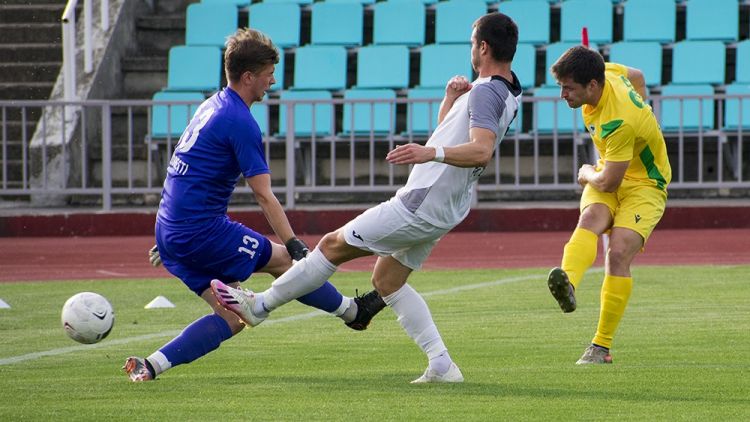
[581,63,672,190]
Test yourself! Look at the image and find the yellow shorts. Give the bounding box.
[581,180,667,243]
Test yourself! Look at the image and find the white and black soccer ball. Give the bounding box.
[61,292,115,344]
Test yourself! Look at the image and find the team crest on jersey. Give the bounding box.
[588,125,595,134]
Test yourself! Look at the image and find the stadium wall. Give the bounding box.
[1,202,748,237]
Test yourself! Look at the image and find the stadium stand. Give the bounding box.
[342,88,397,134]
[560,0,613,44]
[278,90,334,136]
[513,43,536,89]
[185,3,237,47]
[497,0,550,45]
[434,0,488,44]
[166,45,222,91]
[405,87,444,135]
[372,0,425,46]
[311,2,363,46]
[685,0,739,41]
[670,40,726,85]
[248,2,301,48]
[622,0,676,43]
[659,84,715,131]
[293,45,348,90]
[355,45,410,89]
[418,44,473,88]
[608,41,662,87]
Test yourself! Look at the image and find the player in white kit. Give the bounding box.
[212,12,522,383]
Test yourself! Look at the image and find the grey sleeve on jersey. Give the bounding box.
[468,82,509,135]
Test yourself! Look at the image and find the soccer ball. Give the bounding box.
[61,292,115,344]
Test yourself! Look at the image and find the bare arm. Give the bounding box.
[437,76,472,124]
[246,173,295,243]
[577,160,629,193]
[385,126,496,168]
[627,67,647,100]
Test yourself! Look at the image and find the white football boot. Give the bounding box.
[210,279,266,327]
[411,362,464,384]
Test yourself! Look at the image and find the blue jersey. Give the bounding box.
[157,88,269,225]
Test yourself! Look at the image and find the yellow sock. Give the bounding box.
[561,227,598,290]
[593,274,633,349]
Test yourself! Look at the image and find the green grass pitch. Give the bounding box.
[1,266,748,420]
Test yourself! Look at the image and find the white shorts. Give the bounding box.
[342,197,451,270]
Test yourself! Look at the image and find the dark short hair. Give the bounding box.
[550,46,605,86]
[473,12,518,63]
[224,28,280,83]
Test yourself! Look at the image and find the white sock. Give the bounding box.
[146,351,171,376]
[382,284,449,372]
[262,248,337,311]
[333,296,359,323]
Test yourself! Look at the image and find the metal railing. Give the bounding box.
[62,0,110,101]
[0,93,747,210]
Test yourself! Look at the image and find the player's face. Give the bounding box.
[470,28,481,72]
[555,76,590,109]
[248,64,276,102]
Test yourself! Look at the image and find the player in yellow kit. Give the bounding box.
[547,46,672,364]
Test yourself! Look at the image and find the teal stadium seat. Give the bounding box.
[405,87,443,135]
[356,45,410,89]
[311,2,363,46]
[293,45,348,90]
[544,42,598,86]
[373,0,425,46]
[185,3,237,47]
[199,0,251,8]
[248,3,301,48]
[513,43,536,89]
[325,0,374,4]
[342,89,397,135]
[623,0,675,43]
[724,84,750,130]
[686,0,738,41]
[659,84,715,131]
[608,41,662,87]
[419,44,473,88]
[671,41,725,85]
[278,90,334,136]
[497,0,550,45]
[167,45,222,91]
[735,40,750,84]
[560,0,613,44]
[262,0,312,4]
[434,0,487,44]
[250,103,269,137]
[151,91,204,139]
[533,86,583,133]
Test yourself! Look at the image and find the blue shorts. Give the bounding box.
[155,216,272,296]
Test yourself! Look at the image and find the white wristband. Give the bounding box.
[432,146,445,163]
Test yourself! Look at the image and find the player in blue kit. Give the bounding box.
[124,28,385,382]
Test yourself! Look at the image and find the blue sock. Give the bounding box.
[295,281,343,313]
[159,314,233,367]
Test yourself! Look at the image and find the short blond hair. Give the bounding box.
[224,28,279,83]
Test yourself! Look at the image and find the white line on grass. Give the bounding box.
[0,273,544,366]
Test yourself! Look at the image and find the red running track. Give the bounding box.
[0,229,748,283]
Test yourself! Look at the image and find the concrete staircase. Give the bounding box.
[0,0,67,188]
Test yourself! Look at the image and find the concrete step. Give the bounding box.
[0,43,62,62]
[1,107,44,122]
[2,121,38,141]
[0,23,61,44]
[0,5,66,24]
[121,56,167,99]
[0,82,55,100]
[0,0,67,4]
[0,62,61,83]
[135,15,185,57]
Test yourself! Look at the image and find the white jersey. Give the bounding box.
[396,73,523,228]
